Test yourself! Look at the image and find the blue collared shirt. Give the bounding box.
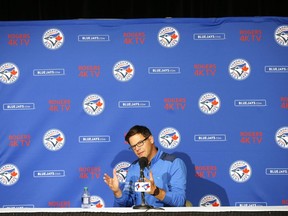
[114,149,187,207]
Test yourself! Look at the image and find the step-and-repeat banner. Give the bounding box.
[0,17,288,208]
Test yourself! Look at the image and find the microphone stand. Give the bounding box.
[133,169,153,209]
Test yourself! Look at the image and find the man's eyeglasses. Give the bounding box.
[129,136,149,150]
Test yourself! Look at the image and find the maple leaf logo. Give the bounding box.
[243,168,250,174]
[171,34,178,40]
[96,203,103,208]
[126,67,133,73]
[242,66,249,71]
[172,134,179,141]
[11,70,18,75]
[96,101,103,107]
[56,35,62,41]
[56,136,63,142]
[11,171,18,177]
[212,100,218,106]
[212,202,220,207]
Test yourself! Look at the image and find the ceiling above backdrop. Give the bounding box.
[0,0,287,21]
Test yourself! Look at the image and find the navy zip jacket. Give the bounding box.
[114,149,187,207]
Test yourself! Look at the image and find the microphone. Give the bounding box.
[139,157,148,170]
[133,157,153,209]
[139,157,148,181]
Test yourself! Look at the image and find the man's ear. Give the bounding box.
[149,135,154,145]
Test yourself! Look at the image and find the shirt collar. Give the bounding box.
[148,148,163,168]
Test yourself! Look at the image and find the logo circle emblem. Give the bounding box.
[0,62,20,84]
[158,26,180,48]
[199,194,221,207]
[90,195,105,208]
[275,126,288,149]
[114,161,131,183]
[113,60,134,82]
[229,58,251,80]
[229,160,252,183]
[43,28,64,50]
[199,92,220,115]
[275,25,288,46]
[43,129,65,151]
[159,127,180,149]
[83,94,105,116]
[0,164,20,186]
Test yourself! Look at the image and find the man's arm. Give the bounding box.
[161,158,187,206]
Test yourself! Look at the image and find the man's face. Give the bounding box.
[129,133,153,158]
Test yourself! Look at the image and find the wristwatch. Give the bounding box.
[152,186,160,196]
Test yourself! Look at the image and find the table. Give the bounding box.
[0,206,288,216]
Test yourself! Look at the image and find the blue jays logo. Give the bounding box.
[229,59,251,80]
[275,126,288,149]
[199,195,221,207]
[275,25,288,46]
[0,63,20,84]
[43,129,65,151]
[230,160,252,183]
[199,92,220,115]
[43,28,64,50]
[90,195,105,208]
[115,161,130,183]
[159,127,181,149]
[113,61,134,82]
[83,94,105,116]
[0,164,20,186]
[135,182,151,192]
[158,27,180,48]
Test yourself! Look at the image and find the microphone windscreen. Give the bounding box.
[138,157,148,170]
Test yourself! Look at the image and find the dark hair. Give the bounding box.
[125,125,152,144]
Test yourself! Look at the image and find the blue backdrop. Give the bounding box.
[0,17,288,208]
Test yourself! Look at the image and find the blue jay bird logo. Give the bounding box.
[230,160,252,183]
[231,165,249,179]
[135,183,151,191]
[45,133,64,147]
[159,127,180,149]
[43,129,65,151]
[229,59,250,80]
[158,26,180,48]
[160,132,178,146]
[141,183,151,190]
[200,195,221,207]
[160,30,177,44]
[200,97,218,111]
[276,31,288,43]
[43,28,64,50]
[113,61,134,82]
[277,133,288,145]
[115,162,131,183]
[275,127,288,149]
[135,183,151,192]
[83,94,105,116]
[44,32,62,46]
[199,92,220,115]
[116,167,129,182]
[135,183,141,190]
[275,25,288,46]
[85,99,102,112]
[0,63,19,84]
[230,63,249,77]
[114,65,133,78]
[90,195,105,208]
[0,164,20,186]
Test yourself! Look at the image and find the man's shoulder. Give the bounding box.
[160,152,177,162]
